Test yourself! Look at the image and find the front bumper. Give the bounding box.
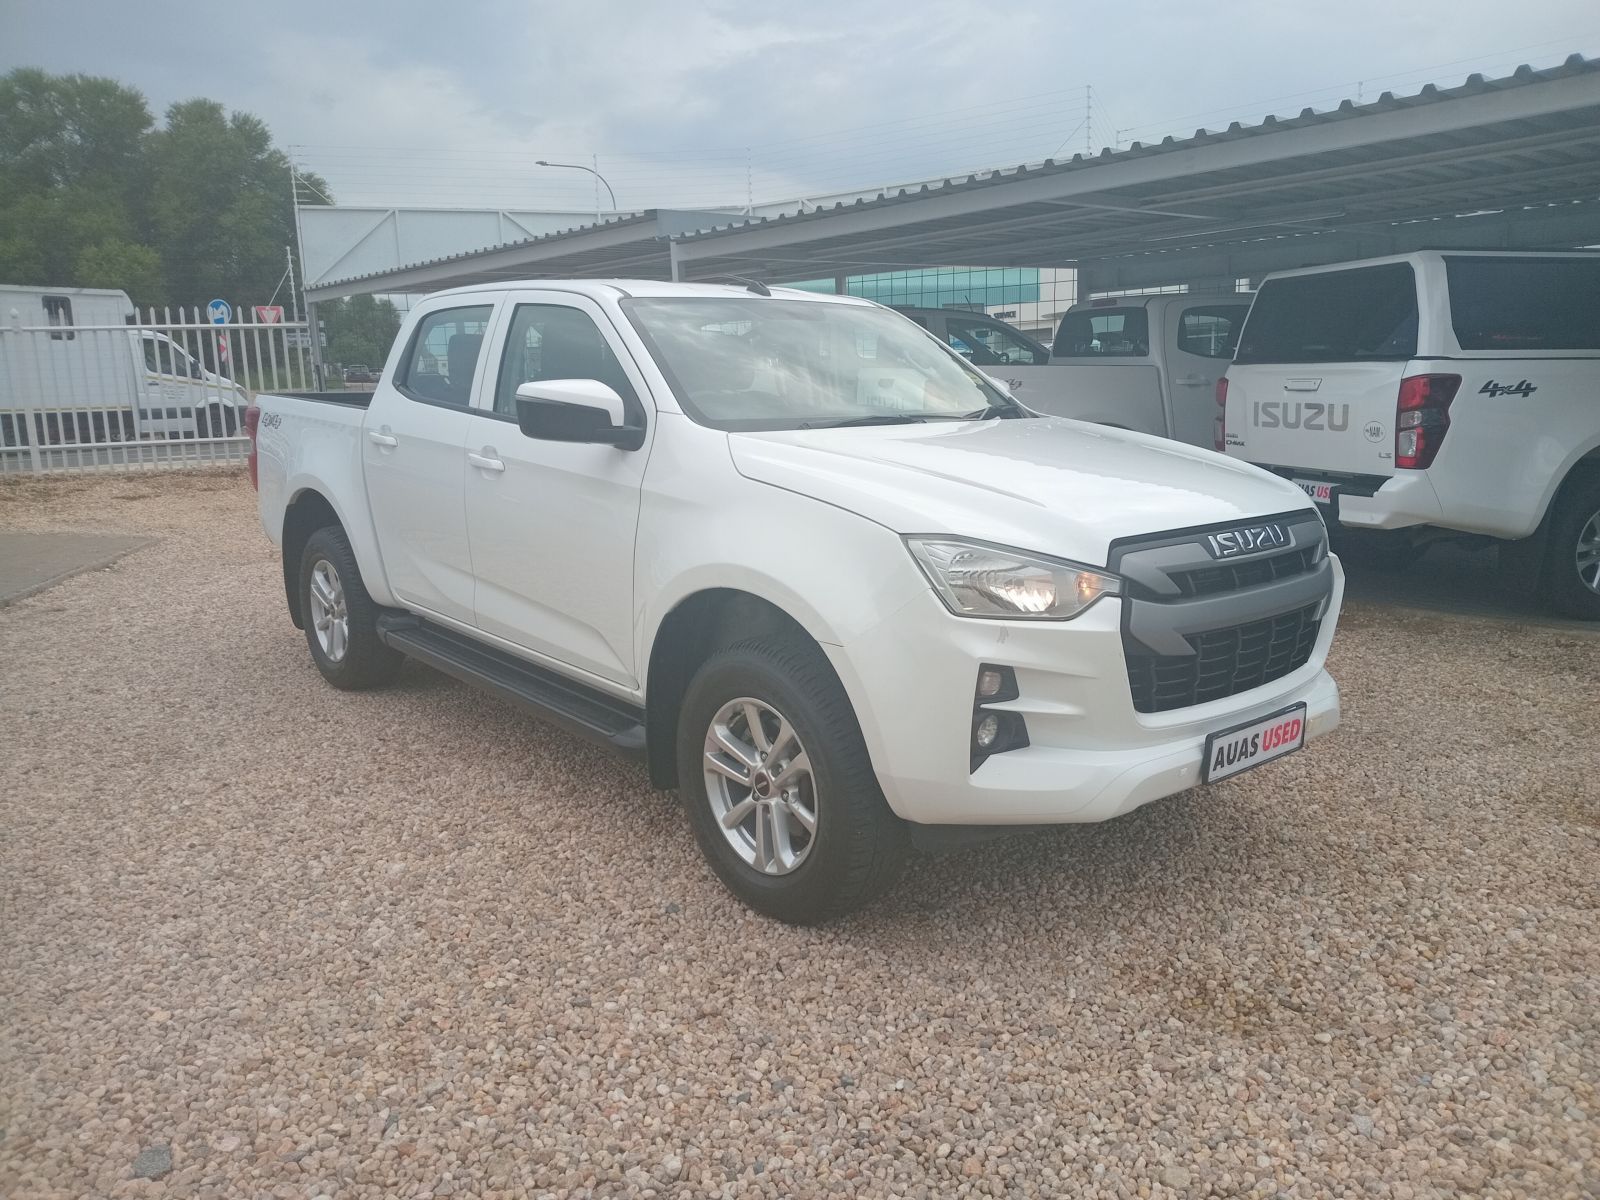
[827,556,1343,826]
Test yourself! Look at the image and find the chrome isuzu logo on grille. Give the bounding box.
[1205,523,1289,559]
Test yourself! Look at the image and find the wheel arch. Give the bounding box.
[280,488,344,629]
[643,587,846,791]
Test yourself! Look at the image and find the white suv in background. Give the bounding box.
[1221,251,1600,619]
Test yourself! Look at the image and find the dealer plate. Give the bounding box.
[1202,703,1307,783]
[1293,478,1336,505]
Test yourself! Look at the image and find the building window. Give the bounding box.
[43,295,74,340]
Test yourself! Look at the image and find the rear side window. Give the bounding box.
[397,305,493,406]
[1176,305,1249,359]
[1053,307,1149,357]
[1235,264,1417,363]
[1445,256,1600,351]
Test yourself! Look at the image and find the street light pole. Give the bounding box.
[534,159,617,223]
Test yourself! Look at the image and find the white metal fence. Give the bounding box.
[0,307,316,474]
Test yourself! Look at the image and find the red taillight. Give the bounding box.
[244,404,262,490]
[1394,374,1460,469]
[1213,376,1229,452]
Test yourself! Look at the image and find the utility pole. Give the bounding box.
[284,245,299,321]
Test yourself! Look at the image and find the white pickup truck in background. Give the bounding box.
[248,280,1343,922]
[1222,251,1600,619]
[976,294,1252,448]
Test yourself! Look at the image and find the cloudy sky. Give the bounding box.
[4,0,1597,213]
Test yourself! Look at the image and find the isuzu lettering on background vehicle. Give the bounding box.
[1220,251,1600,619]
[248,282,1344,922]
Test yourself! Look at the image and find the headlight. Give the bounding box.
[905,537,1120,620]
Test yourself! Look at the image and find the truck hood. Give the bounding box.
[729,417,1313,565]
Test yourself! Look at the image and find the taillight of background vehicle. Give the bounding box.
[1395,375,1460,469]
[1213,376,1229,452]
[244,404,262,490]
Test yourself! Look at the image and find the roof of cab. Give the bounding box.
[421,279,878,305]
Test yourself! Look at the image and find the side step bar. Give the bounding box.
[376,614,646,759]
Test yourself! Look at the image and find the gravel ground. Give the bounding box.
[1,470,1596,1200]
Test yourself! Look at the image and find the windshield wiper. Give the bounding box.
[800,414,928,429]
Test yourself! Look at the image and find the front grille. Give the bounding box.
[1125,602,1322,714]
[1168,545,1318,598]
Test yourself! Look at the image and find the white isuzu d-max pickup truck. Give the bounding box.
[247,280,1343,922]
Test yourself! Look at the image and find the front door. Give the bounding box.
[362,301,494,625]
[1165,302,1250,447]
[463,293,651,687]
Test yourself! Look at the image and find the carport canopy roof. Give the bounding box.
[306,54,1600,301]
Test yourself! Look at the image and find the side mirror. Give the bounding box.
[514,379,645,451]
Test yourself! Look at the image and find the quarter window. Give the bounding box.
[1177,306,1249,359]
[397,305,494,406]
[493,305,639,417]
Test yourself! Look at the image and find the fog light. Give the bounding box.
[977,668,1004,698]
[974,713,1000,748]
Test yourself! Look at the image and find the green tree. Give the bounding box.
[0,69,329,308]
[321,295,402,368]
[0,69,157,299]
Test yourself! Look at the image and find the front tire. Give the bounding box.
[677,637,906,924]
[298,526,404,689]
[1542,475,1600,620]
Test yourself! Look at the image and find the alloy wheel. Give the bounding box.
[702,697,817,875]
[308,559,350,662]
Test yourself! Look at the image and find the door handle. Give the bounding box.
[367,430,398,447]
[1176,375,1209,387]
[467,450,505,473]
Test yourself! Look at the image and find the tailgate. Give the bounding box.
[1225,361,1402,476]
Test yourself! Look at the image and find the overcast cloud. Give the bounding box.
[3,0,1597,212]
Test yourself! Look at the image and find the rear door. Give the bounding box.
[463,292,651,687]
[362,299,493,625]
[1225,262,1418,475]
[1164,300,1250,447]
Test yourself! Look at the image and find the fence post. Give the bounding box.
[3,308,44,473]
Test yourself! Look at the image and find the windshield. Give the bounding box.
[621,297,1024,431]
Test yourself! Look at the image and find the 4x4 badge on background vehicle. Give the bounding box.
[1479,379,1537,398]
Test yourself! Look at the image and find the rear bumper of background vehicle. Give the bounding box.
[1335,471,1444,530]
[827,560,1344,826]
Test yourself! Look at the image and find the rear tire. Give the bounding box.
[1541,475,1600,620]
[298,525,404,689]
[677,636,906,924]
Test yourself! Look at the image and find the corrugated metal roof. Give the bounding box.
[309,53,1600,298]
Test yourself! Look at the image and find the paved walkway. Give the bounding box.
[0,531,154,605]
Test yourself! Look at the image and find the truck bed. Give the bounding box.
[270,390,374,409]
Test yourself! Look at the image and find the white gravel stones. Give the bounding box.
[1,470,1597,1199]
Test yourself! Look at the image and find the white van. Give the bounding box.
[980,294,1252,447]
[1221,251,1600,618]
[0,285,245,447]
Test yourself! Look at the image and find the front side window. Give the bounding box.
[397,305,494,406]
[941,314,1047,366]
[43,295,74,340]
[622,297,1023,432]
[1235,264,1417,364]
[1176,305,1249,359]
[142,335,196,377]
[493,304,638,417]
[1053,307,1149,357]
[1445,256,1600,351]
